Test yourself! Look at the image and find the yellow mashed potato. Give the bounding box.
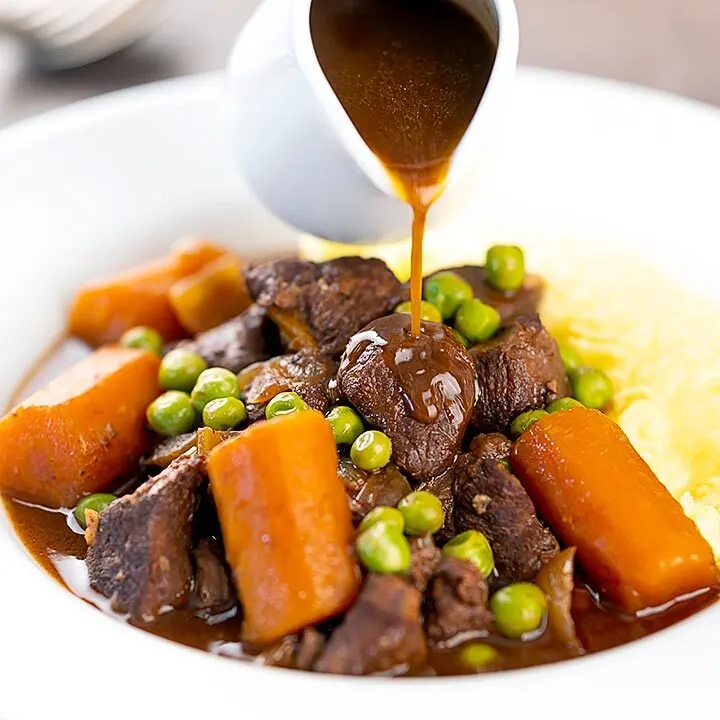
[301,232,720,563]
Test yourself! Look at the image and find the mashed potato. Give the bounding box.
[301,232,720,562]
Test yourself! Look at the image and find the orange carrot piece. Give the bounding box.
[208,410,360,643]
[512,408,718,613]
[69,238,226,345]
[169,255,252,335]
[0,347,159,508]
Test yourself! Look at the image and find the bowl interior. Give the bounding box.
[1,69,720,717]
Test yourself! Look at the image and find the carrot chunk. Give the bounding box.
[69,238,226,345]
[208,410,360,643]
[169,255,252,335]
[0,347,159,508]
[512,407,718,613]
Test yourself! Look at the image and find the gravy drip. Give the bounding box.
[310,0,497,334]
[340,313,477,424]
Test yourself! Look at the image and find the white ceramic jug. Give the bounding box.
[227,0,519,244]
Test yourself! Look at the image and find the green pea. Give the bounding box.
[485,245,526,291]
[326,405,364,445]
[159,349,207,392]
[490,582,547,639]
[397,491,444,536]
[147,391,197,437]
[203,397,247,430]
[570,367,614,410]
[265,391,310,420]
[73,493,117,530]
[453,329,471,348]
[455,299,501,343]
[350,430,392,471]
[358,506,405,534]
[460,643,499,669]
[558,343,582,372]
[546,397,583,413]
[356,524,411,574]
[510,409,548,438]
[120,326,163,355]
[424,271,473,319]
[443,530,494,578]
[394,300,442,323]
[191,368,241,412]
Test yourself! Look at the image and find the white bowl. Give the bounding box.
[1,70,719,719]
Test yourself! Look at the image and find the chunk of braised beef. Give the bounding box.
[409,536,442,593]
[314,574,427,675]
[452,455,559,581]
[338,315,476,481]
[416,470,456,542]
[295,628,328,671]
[86,455,205,622]
[245,257,404,357]
[257,628,328,670]
[424,556,493,645]
[469,433,512,463]
[238,348,338,422]
[145,432,197,468]
[471,315,570,433]
[337,458,412,523]
[176,304,279,373]
[427,265,543,326]
[192,538,236,617]
[245,258,320,303]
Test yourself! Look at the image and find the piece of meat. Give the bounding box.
[409,536,442,593]
[416,470,456,542]
[238,348,338,422]
[145,432,197,468]
[245,258,320,303]
[192,539,236,617]
[469,433,512,462]
[452,454,559,581]
[338,314,477,481]
[176,304,279,373]
[256,635,298,668]
[256,628,328,670]
[295,628,328,671]
[246,257,404,357]
[471,315,570,433]
[337,458,412,523]
[144,428,240,469]
[86,455,205,622]
[314,574,427,675]
[426,265,543,327]
[424,556,493,645]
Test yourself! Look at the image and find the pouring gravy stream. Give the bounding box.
[310,0,497,335]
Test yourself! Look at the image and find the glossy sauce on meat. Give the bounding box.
[340,313,476,424]
[310,0,496,335]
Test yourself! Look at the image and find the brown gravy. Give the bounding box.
[310,0,497,334]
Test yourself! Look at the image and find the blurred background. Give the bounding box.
[1,0,719,128]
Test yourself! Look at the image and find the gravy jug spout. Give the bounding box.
[227,0,518,245]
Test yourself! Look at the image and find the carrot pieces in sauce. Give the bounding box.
[169,255,252,335]
[512,407,718,614]
[69,238,226,346]
[208,409,360,643]
[0,347,160,507]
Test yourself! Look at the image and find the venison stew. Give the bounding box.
[2,239,718,677]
